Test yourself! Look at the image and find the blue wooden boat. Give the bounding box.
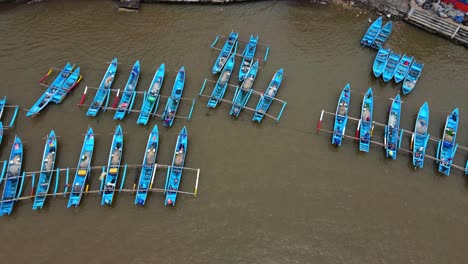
[332,84,351,146]
[164,126,188,207]
[50,67,81,104]
[382,52,401,82]
[212,31,239,74]
[372,48,390,78]
[67,127,94,208]
[436,108,459,176]
[101,125,123,205]
[402,61,424,95]
[238,34,259,82]
[0,136,23,216]
[32,130,57,210]
[162,66,185,127]
[208,43,237,108]
[0,96,6,120]
[394,54,413,83]
[114,60,140,120]
[252,68,284,123]
[384,95,403,159]
[26,63,74,117]
[0,122,3,146]
[370,21,393,49]
[135,124,159,206]
[137,63,165,125]
[412,102,430,168]
[361,17,382,46]
[86,58,118,116]
[358,88,373,152]
[230,60,259,117]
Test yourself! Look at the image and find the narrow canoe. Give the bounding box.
[372,48,390,78]
[212,31,239,74]
[101,125,123,205]
[114,60,140,120]
[359,88,373,152]
[238,34,259,82]
[437,108,459,176]
[50,67,81,104]
[0,136,23,216]
[402,61,424,95]
[0,96,6,120]
[382,52,401,82]
[137,63,165,125]
[412,102,430,168]
[32,130,57,210]
[86,58,118,117]
[230,60,259,117]
[252,68,284,123]
[208,43,237,108]
[162,66,185,128]
[361,17,382,46]
[384,95,403,160]
[370,21,393,50]
[332,84,351,147]
[135,124,159,206]
[67,127,94,208]
[164,126,188,207]
[394,54,413,83]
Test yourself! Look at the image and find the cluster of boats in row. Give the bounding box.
[0,125,190,216]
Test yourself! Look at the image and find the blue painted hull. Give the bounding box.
[165,126,188,207]
[382,52,401,82]
[50,67,81,104]
[212,31,239,74]
[32,131,57,210]
[238,34,259,82]
[394,54,413,83]
[332,84,351,146]
[437,108,459,176]
[0,96,7,120]
[114,60,140,120]
[402,61,424,95]
[359,88,373,152]
[252,68,284,122]
[0,136,23,216]
[162,66,185,127]
[384,95,402,159]
[372,48,390,78]
[412,102,430,168]
[208,43,237,108]
[135,125,159,206]
[230,60,258,117]
[87,58,118,116]
[361,17,382,46]
[0,122,3,146]
[370,21,393,49]
[137,63,165,125]
[102,125,123,205]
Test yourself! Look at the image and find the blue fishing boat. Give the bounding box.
[86,58,118,116]
[67,127,94,208]
[32,130,57,210]
[384,95,403,159]
[370,21,393,49]
[137,63,165,125]
[382,52,401,82]
[0,96,6,120]
[230,60,259,117]
[402,61,424,95]
[238,34,259,82]
[361,17,382,46]
[412,102,430,168]
[436,108,459,176]
[208,43,237,108]
[114,60,140,120]
[50,67,81,104]
[252,68,284,123]
[332,84,351,147]
[394,54,413,83]
[164,126,188,207]
[135,124,159,206]
[0,136,23,216]
[373,48,390,78]
[26,63,74,117]
[358,88,373,152]
[0,122,3,146]
[101,125,123,205]
[212,31,239,74]
[162,66,185,127]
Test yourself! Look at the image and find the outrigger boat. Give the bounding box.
[361,17,382,46]
[162,66,185,127]
[252,68,284,123]
[394,54,413,83]
[358,88,374,152]
[373,48,390,78]
[230,60,259,117]
[50,67,82,104]
[32,130,57,210]
[137,63,165,125]
[208,43,237,108]
[212,31,239,74]
[384,95,403,159]
[86,58,118,116]
[135,124,159,206]
[101,125,123,205]
[436,108,459,176]
[382,52,401,82]
[164,126,188,207]
[114,60,140,120]
[238,34,259,82]
[411,102,430,168]
[67,127,94,208]
[370,21,393,50]
[331,84,351,147]
[402,61,424,95]
[0,136,23,216]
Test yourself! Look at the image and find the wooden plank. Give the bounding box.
[452,25,461,40]
[407,7,415,19]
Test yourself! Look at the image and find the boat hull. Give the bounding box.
[0,136,23,216]
[412,102,430,168]
[164,126,188,207]
[212,31,239,74]
[332,84,351,147]
[86,58,118,116]
[370,21,393,50]
[394,54,413,83]
[135,125,159,205]
[402,61,424,95]
[208,43,237,108]
[361,17,382,46]
[384,95,402,159]
[32,131,57,210]
[382,52,401,82]
[114,60,140,120]
[372,48,390,78]
[359,88,373,152]
[101,125,123,205]
[252,68,284,122]
[162,67,185,127]
[238,34,259,82]
[437,108,459,176]
[137,63,165,125]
